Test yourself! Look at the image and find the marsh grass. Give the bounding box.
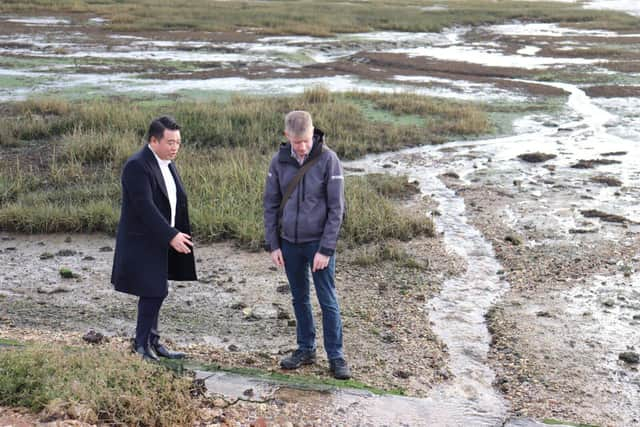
[352,242,426,270]
[1,90,467,244]
[0,344,198,425]
[1,0,637,34]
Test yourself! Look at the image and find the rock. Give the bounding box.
[580,209,629,224]
[590,175,622,187]
[250,417,267,427]
[242,307,261,321]
[56,249,77,257]
[619,351,639,364]
[536,311,552,318]
[381,332,397,343]
[393,370,411,379]
[571,158,621,169]
[37,286,71,295]
[277,309,291,320]
[64,236,72,243]
[276,284,289,294]
[603,299,615,308]
[287,319,296,327]
[505,235,523,245]
[82,330,104,344]
[228,344,240,352]
[99,246,113,252]
[230,302,247,310]
[442,171,460,179]
[243,388,254,397]
[517,152,557,163]
[82,255,95,261]
[39,252,54,260]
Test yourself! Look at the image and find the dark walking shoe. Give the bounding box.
[329,358,351,380]
[280,349,316,369]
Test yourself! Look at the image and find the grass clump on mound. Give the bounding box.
[0,89,454,247]
[0,343,198,425]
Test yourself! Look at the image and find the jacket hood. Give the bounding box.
[278,128,325,164]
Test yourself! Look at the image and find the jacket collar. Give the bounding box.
[278,128,325,165]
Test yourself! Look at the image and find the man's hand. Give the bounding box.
[312,252,330,272]
[270,249,284,267]
[170,232,193,254]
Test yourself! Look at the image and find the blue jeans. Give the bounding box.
[281,240,344,360]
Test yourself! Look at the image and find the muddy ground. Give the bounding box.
[440,168,640,427]
[0,195,463,400]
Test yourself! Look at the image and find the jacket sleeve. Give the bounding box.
[319,151,345,256]
[263,156,282,252]
[122,159,178,246]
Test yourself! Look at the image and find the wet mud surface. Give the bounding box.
[1,16,640,100]
[0,224,463,398]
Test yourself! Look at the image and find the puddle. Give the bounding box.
[389,44,602,69]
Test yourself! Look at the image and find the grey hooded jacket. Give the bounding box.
[263,128,345,256]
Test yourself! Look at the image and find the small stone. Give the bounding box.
[40,252,54,260]
[517,152,557,163]
[65,236,72,243]
[619,351,639,364]
[230,302,247,310]
[536,311,552,317]
[82,330,104,344]
[276,285,289,294]
[56,249,77,257]
[243,388,254,397]
[504,235,523,245]
[287,319,296,327]
[82,256,95,261]
[99,246,113,252]
[228,344,240,352]
[393,370,411,379]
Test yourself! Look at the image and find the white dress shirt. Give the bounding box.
[149,145,177,227]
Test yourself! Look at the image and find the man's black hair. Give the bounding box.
[147,115,180,143]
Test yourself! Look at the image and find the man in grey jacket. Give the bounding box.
[263,110,351,380]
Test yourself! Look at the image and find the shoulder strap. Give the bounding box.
[278,146,327,218]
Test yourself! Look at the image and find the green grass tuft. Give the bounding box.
[0,344,198,425]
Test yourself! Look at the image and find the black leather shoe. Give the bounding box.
[134,344,160,362]
[152,343,186,359]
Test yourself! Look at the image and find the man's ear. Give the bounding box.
[149,136,158,145]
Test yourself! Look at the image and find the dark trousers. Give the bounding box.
[135,296,165,348]
[281,239,344,360]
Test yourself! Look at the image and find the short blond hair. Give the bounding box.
[285,111,313,136]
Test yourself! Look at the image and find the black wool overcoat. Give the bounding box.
[111,145,197,297]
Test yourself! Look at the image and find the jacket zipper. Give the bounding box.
[294,164,301,243]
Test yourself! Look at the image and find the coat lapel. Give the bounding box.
[169,162,186,200]
[143,145,169,201]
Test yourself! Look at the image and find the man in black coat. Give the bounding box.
[111,115,197,361]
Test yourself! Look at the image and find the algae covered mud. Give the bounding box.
[1,0,640,426]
